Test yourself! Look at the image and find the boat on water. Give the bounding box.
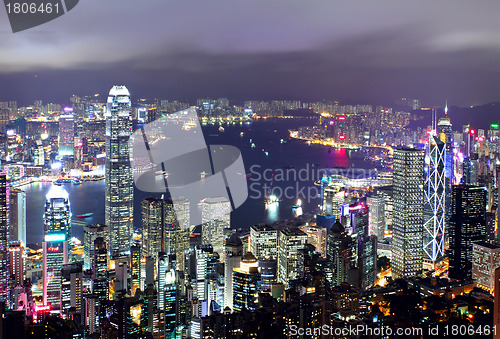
[251,143,256,148]
[76,213,94,218]
[219,126,225,132]
[72,179,81,185]
[240,132,244,137]
[292,199,302,209]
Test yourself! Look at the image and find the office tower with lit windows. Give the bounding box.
[201,197,230,257]
[392,148,425,279]
[43,233,68,310]
[322,181,345,217]
[423,135,446,265]
[349,201,377,290]
[61,262,83,321]
[233,252,260,312]
[105,85,133,256]
[9,188,26,245]
[249,224,277,260]
[299,225,327,258]
[142,197,190,272]
[0,172,8,302]
[44,186,71,241]
[224,233,242,310]
[327,221,349,287]
[9,241,24,286]
[141,197,164,259]
[195,244,218,300]
[92,237,109,310]
[164,198,190,273]
[449,184,486,279]
[277,228,307,287]
[58,112,75,157]
[472,241,500,294]
[130,244,141,297]
[367,196,385,239]
[83,224,109,270]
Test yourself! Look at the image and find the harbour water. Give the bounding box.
[25,119,370,245]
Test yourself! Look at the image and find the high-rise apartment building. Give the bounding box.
[392,148,424,279]
[105,85,133,255]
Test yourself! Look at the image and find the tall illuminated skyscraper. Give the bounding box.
[392,148,424,279]
[0,172,8,301]
[83,224,109,270]
[44,186,71,241]
[224,233,242,310]
[277,228,307,288]
[249,224,277,260]
[449,184,486,279]
[141,197,190,272]
[233,252,260,312]
[141,197,164,259]
[423,135,446,264]
[9,188,26,245]
[105,85,133,255]
[58,112,75,157]
[43,233,68,310]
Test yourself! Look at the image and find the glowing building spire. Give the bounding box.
[445,100,448,115]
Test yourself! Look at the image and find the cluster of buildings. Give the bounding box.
[0,88,499,338]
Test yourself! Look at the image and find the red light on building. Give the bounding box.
[426,130,431,135]
[338,116,346,121]
[35,305,50,312]
[470,129,475,135]
[47,246,60,252]
[339,135,345,140]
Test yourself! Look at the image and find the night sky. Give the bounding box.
[1,0,500,106]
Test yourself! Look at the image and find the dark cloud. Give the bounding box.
[1,0,500,106]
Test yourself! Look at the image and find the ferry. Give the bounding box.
[219,126,225,132]
[76,213,94,218]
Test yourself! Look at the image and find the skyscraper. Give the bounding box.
[277,228,307,288]
[61,262,83,321]
[326,220,349,287]
[233,252,260,312]
[423,135,446,264]
[58,112,75,157]
[224,233,242,310]
[83,224,109,271]
[392,148,425,279]
[141,197,190,272]
[249,224,277,260]
[201,197,230,257]
[44,186,71,241]
[449,184,486,279]
[141,197,164,259]
[105,85,133,256]
[43,233,68,310]
[0,172,8,302]
[8,241,24,287]
[9,188,26,245]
